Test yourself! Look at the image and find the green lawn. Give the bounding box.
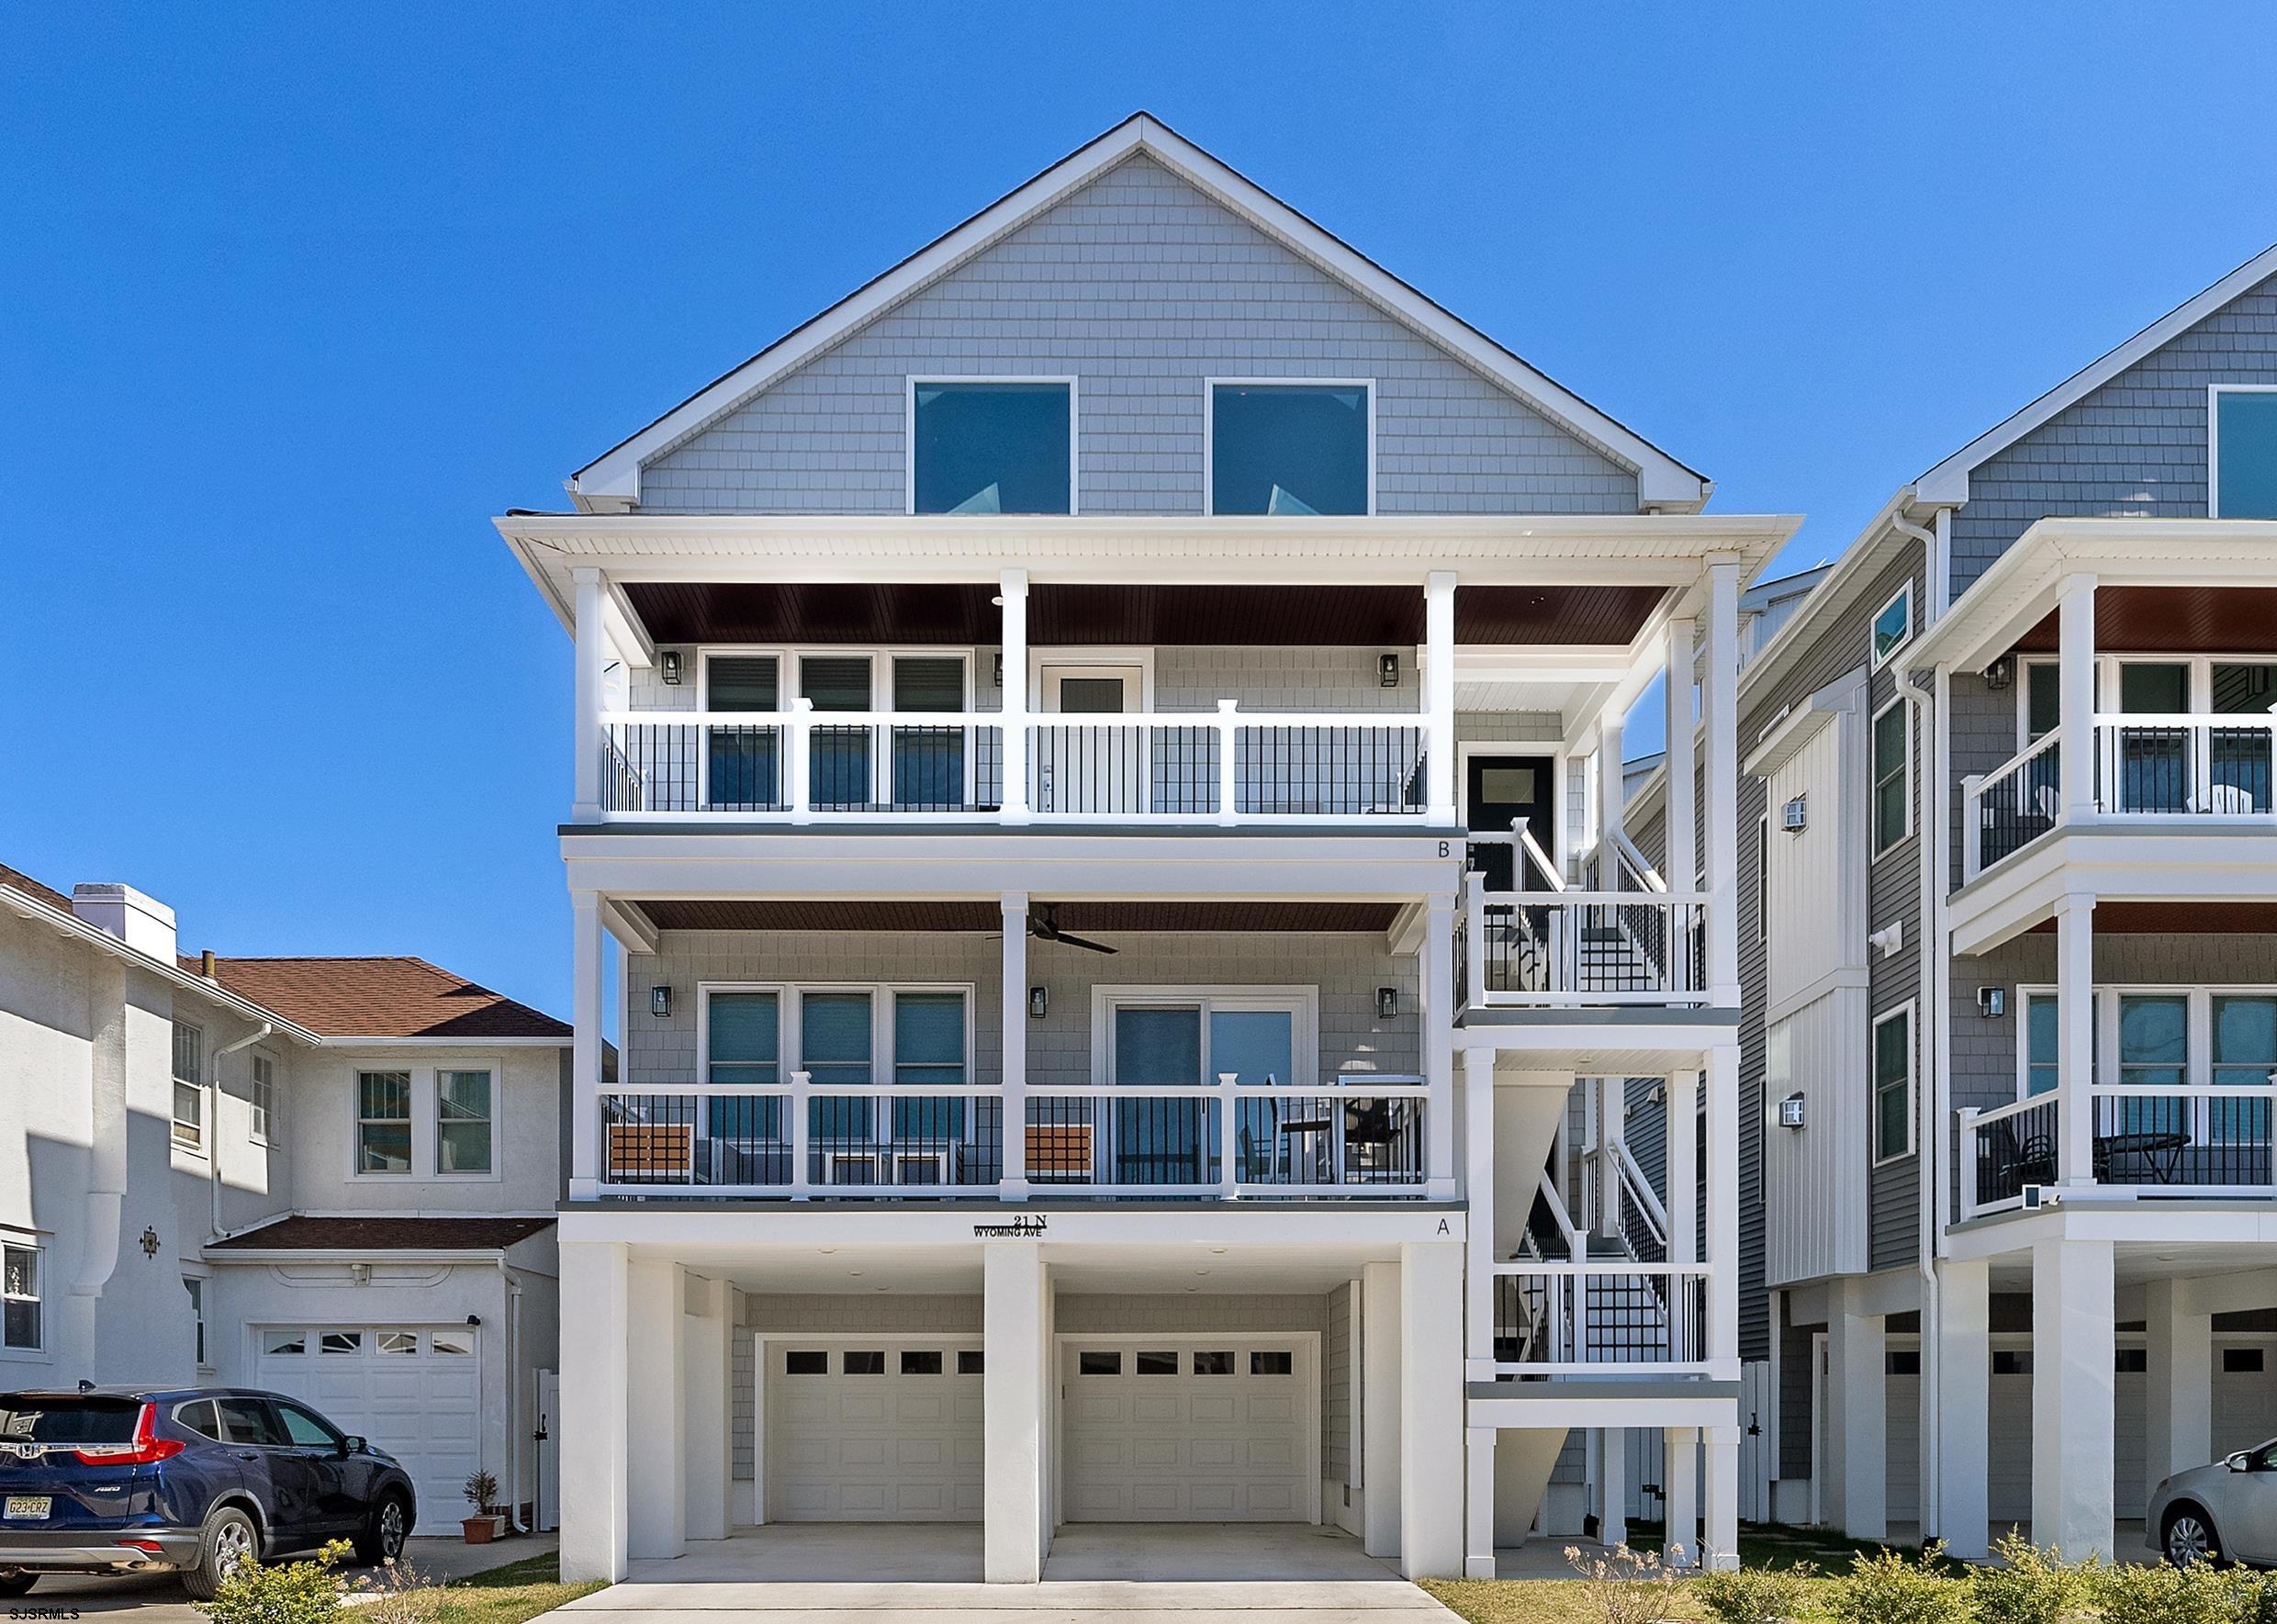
[368,1551,604,1624]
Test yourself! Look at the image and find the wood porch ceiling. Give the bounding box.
[2010,587,2277,655]
[630,899,1403,934]
[2024,902,2277,935]
[620,581,1666,647]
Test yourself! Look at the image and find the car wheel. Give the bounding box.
[182,1505,260,1601]
[353,1492,411,1566]
[2164,1505,2225,1568]
[0,1573,36,1597]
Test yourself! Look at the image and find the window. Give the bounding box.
[704,655,781,812]
[803,655,875,810]
[2211,386,2277,519]
[1885,1350,1922,1376]
[172,1022,204,1150]
[802,991,874,1145]
[1250,1350,1295,1376]
[2114,1348,2148,1373]
[264,1331,306,1356]
[436,1070,493,1174]
[430,1329,474,1355]
[910,379,1073,515]
[783,1350,827,1375]
[892,991,968,1141]
[1208,381,1371,516]
[956,1350,984,1375]
[900,1350,943,1375]
[3,1244,39,1350]
[2211,996,2277,1145]
[1135,1350,1179,1375]
[176,1400,223,1441]
[275,1402,344,1450]
[184,1278,206,1366]
[1192,1350,1235,1375]
[891,655,969,809]
[2116,994,2188,1136]
[707,991,781,1085]
[1870,583,1912,670]
[1077,1351,1121,1375]
[2024,993,2059,1098]
[356,1071,412,1173]
[840,1350,885,1375]
[217,1397,288,1447]
[1871,699,1911,854]
[250,1053,275,1143]
[1873,1005,1913,1162]
[320,1330,363,1355]
[376,1331,419,1356]
[2024,661,2060,745]
[2224,1347,2268,1374]
[1992,1350,2034,1376]
[2118,661,2189,715]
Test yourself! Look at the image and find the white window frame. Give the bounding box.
[2209,384,2277,519]
[434,1068,495,1176]
[2020,984,2277,1146]
[1087,986,1322,1088]
[249,1050,276,1145]
[696,981,977,1093]
[904,375,1079,518]
[1871,1001,1916,1165]
[1869,581,1913,671]
[1869,694,1912,856]
[355,1069,414,1177]
[172,1021,205,1153]
[183,1274,209,1369]
[1,1240,42,1356]
[1202,377,1377,518]
[697,646,981,810]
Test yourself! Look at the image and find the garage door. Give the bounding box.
[1061,1339,1313,1521]
[255,1326,479,1518]
[766,1340,982,1521]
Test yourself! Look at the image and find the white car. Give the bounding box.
[2149,1438,2277,1566]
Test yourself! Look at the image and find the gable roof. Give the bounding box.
[201,957,570,1041]
[1916,241,2277,505]
[569,112,1710,513]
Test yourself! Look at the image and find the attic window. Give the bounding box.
[2212,387,2277,519]
[910,379,1073,515]
[1208,381,1372,516]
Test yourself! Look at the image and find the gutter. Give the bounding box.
[207,1022,274,1243]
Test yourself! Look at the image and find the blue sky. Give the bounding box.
[6,2,2275,1017]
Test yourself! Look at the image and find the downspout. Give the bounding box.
[208,1021,275,1242]
[71,963,132,1366]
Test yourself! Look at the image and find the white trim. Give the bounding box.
[566,114,1708,511]
[1028,654,1154,714]
[904,375,1080,518]
[348,1063,509,1185]
[1872,1000,1917,1165]
[248,1048,278,1147]
[1201,378,1376,518]
[1868,581,1913,673]
[1453,744,1567,873]
[1917,241,2277,505]
[1086,986,1321,1089]
[1869,694,1913,857]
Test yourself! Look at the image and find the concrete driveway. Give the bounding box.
[558,1524,1458,1621]
[15,1535,555,1622]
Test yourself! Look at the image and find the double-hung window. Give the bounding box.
[1872,1005,1913,1162]
[910,379,1073,516]
[704,991,783,1158]
[891,655,969,810]
[2115,995,2188,1137]
[172,1023,204,1150]
[892,992,968,1142]
[704,655,781,812]
[2211,386,2277,519]
[2,1244,39,1351]
[437,1070,493,1173]
[1208,382,1371,515]
[802,655,875,811]
[249,1053,275,1143]
[1871,699,1911,855]
[356,1070,412,1173]
[2210,995,2277,1148]
[802,991,875,1157]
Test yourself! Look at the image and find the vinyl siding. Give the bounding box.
[639,153,1640,516]
[1323,1281,1353,1490]
[1865,551,1926,1272]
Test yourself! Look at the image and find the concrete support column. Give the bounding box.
[1598,1428,1627,1548]
[2057,574,2097,823]
[1464,1047,1496,1381]
[999,569,1030,822]
[1664,1426,1699,1568]
[1464,1427,1497,1578]
[569,891,603,1198]
[1703,557,1743,1006]
[1827,1285,1887,1541]
[1400,1241,1464,1578]
[1423,897,1457,1200]
[1932,1257,1991,1559]
[1664,617,1698,895]
[2056,893,2096,1186]
[2033,1237,2116,1561]
[624,1257,687,1561]
[572,566,604,820]
[984,1241,1048,1583]
[1361,1260,1403,1560]
[681,1274,732,1542]
[1703,1427,1740,1571]
[2145,1277,2215,1487]
[999,892,1029,1198]
[1425,572,1457,823]
[556,1240,629,1582]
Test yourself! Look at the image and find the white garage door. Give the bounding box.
[255,1326,480,1519]
[1061,1339,1314,1521]
[766,1340,982,1521]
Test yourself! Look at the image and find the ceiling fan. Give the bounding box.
[1014,903,1117,955]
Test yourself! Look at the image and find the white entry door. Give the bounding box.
[1033,666,1148,815]
[255,1326,480,1519]
[1060,1338,1315,1521]
[766,1340,983,1521]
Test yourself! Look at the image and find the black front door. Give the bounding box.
[1465,756,1556,890]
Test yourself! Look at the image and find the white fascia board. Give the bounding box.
[204,1249,515,1265]
[557,1202,1463,1250]
[600,898,660,956]
[1744,668,1865,780]
[1917,241,2277,506]
[1949,824,2277,956]
[1949,1204,2277,1262]
[566,113,1712,511]
[1738,489,1918,711]
[308,1036,569,1048]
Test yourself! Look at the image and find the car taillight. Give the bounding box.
[73,1404,184,1465]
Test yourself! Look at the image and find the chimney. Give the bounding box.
[200,949,219,980]
[71,884,179,964]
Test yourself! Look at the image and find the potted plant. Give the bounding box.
[460,1470,505,1544]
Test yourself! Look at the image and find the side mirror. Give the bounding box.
[343,1436,367,1457]
[2226,1451,2249,1473]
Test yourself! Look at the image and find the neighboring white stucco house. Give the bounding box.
[0,862,571,1529]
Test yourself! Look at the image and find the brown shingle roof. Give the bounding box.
[204,958,570,1040]
[209,1216,555,1252]
[0,863,76,914]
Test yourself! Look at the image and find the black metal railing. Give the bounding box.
[1976,738,2061,870]
[1233,726,1424,815]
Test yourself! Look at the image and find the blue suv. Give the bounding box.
[0,1387,418,1598]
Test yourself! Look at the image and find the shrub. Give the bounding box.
[193,1539,353,1624]
[2089,1560,2274,1624]
[1822,1545,1969,1624]
[1563,1544,1686,1624]
[463,1469,500,1514]
[1968,1532,2092,1624]
[1693,1562,1819,1624]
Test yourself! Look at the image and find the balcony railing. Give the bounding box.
[1488,1262,1711,1374]
[596,1074,1430,1200]
[1460,888,1710,1008]
[1959,1083,2277,1216]
[1966,734,2061,875]
[595,704,1428,825]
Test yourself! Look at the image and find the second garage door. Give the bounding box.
[1060,1338,1315,1521]
[254,1325,480,1519]
[766,1340,983,1521]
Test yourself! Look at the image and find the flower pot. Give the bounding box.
[462,1515,504,1544]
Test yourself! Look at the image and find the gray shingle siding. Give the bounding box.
[1947,271,2277,599]
[639,154,1640,516]
[1734,772,1768,1361]
[1863,553,1927,1274]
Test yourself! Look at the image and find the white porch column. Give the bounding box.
[1663,618,1698,895]
[1361,1260,1403,1560]
[1400,1241,1464,1578]
[1464,1427,1497,1578]
[1664,1426,1699,1567]
[570,890,604,1199]
[2144,1277,2214,1492]
[1703,559,1742,1005]
[624,1257,687,1561]
[1598,717,1626,889]
[572,566,605,820]
[681,1273,732,1542]
[1667,1071,1699,1268]
[1423,896,1457,1199]
[2056,575,2097,824]
[1932,1257,1991,1559]
[1706,1046,1739,1377]
[1464,1047,1496,1381]
[2033,1237,2116,1561]
[1594,1077,1621,1236]
[1703,1426,1740,1571]
[557,1239,629,1582]
[2056,893,2096,1186]
[1000,892,1029,1198]
[1425,572,1457,823]
[983,1240,1048,1583]
[1826,1284,1887,1540]
[1598,1428,1626,1548]
[1000,568,1030,823]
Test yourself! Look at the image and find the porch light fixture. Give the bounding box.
[1028,986,1048,1020]
[660,650,683,686]
[1376,987,1399,1019]
[1978,987,2007,1019]
[993,654,1004,689]
[1778,1092,1806,1130]
[1378,652,1400,689]
[1984,655,2013,691]
[650,984,672,1018]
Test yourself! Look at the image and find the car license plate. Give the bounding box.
[3,1495,50,1518]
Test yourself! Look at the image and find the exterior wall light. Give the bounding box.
[660,650,683,686]
[1378,653,1400,689]
[650,984,673,1018]
[1028,986,1048,1020]
[1778,1092,1807,1129]
[1984,656,2012,691]
[1376,987,1400,1019]
[1978,986,2007,1018]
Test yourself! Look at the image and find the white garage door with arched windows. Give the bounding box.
[254,1326,480,1518]
[1060,1338,1317,1521]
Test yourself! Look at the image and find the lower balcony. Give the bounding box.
[1960,1085,2277,1216]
